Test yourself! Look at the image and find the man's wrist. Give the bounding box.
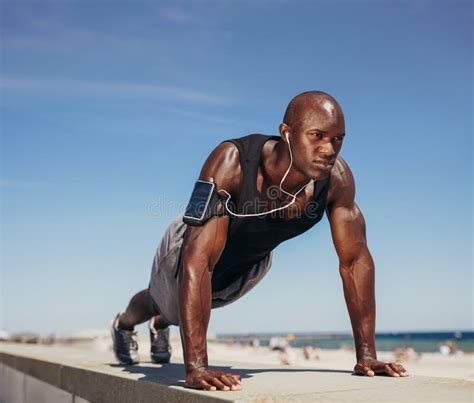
[185,355,208,372]
[186,361,208,373]
[356,343,377,361]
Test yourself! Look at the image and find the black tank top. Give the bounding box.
[211,134,331,292]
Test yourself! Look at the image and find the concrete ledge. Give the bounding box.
[0,350,224,403]
[1,343,473,402]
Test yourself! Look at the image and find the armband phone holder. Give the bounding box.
[183,179,227,226]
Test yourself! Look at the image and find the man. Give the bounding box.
[111,91,409,391]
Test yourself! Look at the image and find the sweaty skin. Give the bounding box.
[178,91,409,391]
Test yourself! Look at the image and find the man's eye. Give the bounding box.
[334,136,343,142]
[312,133,323,139]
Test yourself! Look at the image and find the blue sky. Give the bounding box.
[1,0,472,337]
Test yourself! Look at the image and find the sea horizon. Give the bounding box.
[215,330,474,353]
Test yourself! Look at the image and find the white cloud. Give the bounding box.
[1,180,50,189]
[159,6,193,23]
[158,105,236,124]
[1,76,232,105]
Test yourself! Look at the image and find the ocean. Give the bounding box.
[216,331,474,353]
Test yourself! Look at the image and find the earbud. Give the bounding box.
[285,131,290,142]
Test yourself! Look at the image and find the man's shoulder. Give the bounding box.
[327,156,356,206]
[210,140,241,161]
[204,133,272,178]
[331,155,353,181]
[220,133,275,155]
[198,141,242,196]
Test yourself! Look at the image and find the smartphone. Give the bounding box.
[183,180,216,225]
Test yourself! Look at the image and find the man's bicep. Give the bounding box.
[326,156,368,265]
[179,140,238,273]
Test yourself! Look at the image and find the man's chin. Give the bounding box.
[309,167,332,181]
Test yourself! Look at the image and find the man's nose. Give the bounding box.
[319,142,336,158]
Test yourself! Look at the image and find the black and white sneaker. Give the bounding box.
[110,312,139,365]
[149,316,172,364]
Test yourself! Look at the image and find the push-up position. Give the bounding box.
[111,91,409,391]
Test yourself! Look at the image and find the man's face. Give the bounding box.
[287,101,345,180]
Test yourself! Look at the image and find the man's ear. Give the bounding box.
[278,123,290,143]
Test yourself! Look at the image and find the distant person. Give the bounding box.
[446,340,459,354]
[226,337,234,348]
[269,336,287,352]
[111,91,409,391]
[251,338,260,350]
[394,346,421,362]
[302,345,312,360]
[439,344,450,355]
[439,340,459,355]
[279,350,291,366]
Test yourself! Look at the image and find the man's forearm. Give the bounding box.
[178,263,212,373]
[339,249,377,360]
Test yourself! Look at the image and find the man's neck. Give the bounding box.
[263,139,312,195]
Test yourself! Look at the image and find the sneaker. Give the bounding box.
[110,312,139,365]
[149,316,172,364]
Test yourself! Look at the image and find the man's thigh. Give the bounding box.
[148,213,186,326]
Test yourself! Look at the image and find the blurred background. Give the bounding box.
[1,0,472,345]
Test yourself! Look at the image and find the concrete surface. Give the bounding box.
[1,343,473,402]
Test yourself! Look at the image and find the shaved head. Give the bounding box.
[278,91,345,180]
[283,91,344,129]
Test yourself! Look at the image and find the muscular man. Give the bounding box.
[111,91,409,391]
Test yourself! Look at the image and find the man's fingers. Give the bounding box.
[219,375,235,388]
[187,371,243,392]
[209,377,230,391]
[390,362,409,376]
[222,375,242,390]
[377,363,399,377]
[199,380,216,391]
[225,373,242,386]
[226,373,242,382]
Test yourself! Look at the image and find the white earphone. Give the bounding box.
[217,130,314,218]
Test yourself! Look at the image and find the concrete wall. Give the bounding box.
[0,364,89,403]
[0,349,227,403]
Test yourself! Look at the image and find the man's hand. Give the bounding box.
[353,357,409,377]
[185,368,242,391]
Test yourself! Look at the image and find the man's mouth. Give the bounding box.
[312,160,333,170]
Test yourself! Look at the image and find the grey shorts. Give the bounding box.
[148,213,273,326]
